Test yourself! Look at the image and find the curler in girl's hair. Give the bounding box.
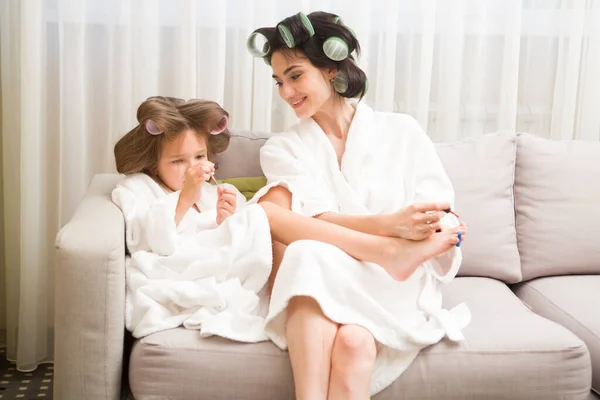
[145,120,162,135]
[210,115,228,135]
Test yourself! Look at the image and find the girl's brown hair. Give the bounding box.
[114,96,231,177]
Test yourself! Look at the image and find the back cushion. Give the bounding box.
[435,132,522,283]
[214,130,272,179]
[515,132,600,281]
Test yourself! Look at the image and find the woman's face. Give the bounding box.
[271,51,336,119]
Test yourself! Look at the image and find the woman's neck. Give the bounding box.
[312,98,355,139]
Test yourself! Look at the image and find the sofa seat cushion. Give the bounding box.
[129,329,295,400]
[128,278,591,400]
[513,275,600,394]
[381,277,591,399]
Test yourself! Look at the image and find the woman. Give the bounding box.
[248,11,470,400]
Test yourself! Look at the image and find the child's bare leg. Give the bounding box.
[259,201,463,281]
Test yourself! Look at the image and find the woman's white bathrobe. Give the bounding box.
[251,101,471,395]
[112,173,273,341]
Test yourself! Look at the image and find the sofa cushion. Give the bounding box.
[383,277,591,399]
[218,176,267,201]
[128,278,591,400]
[435,132,522,283]
[129,329,295,400]
[513,275,600,393]
[515,132,600,281]
[214,130,272,179]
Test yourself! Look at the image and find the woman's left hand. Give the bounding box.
[216,186,237,225]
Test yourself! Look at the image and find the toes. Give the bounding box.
[456,232,463,247]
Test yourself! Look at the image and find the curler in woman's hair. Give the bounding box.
[298,12,315,37]
[323,37,349,61]
[333,70,348,94]
[247,31,271,58]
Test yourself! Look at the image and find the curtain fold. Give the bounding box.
[1,0,599,370]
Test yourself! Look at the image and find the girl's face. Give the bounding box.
[156,129,208,191]
[271,51,336,119]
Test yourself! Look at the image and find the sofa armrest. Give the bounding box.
[54,174,126,400]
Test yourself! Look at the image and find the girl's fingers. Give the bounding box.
[220,193,236,205]
[218,205,234,216]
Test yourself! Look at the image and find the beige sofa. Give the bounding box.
[54,131,599,399]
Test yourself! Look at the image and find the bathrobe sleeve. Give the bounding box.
[409,119,463,283]
[111,176,184,256]
[255,134,339,217]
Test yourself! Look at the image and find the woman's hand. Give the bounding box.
[382,202,451,240]
[216,186,237,225]
[180,161,215,206]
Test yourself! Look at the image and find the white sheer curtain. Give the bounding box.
[1,0,599,370]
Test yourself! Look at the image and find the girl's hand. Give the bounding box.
[180,160,215,206]
[216,186,237,225]
[382,202,451,240]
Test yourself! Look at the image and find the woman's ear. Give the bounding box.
[328,68,337,80]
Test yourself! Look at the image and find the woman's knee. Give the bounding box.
[287,296,323,319]
[258,185,292,209]
[332,325,376,365]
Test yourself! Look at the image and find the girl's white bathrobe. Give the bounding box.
[251,101,471,395]
[112,173,272,341]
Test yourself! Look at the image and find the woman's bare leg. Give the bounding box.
[258,187,339,399]
[257,186,292,293]
[328,325,377,400]
[286,296,340,400]
[259,200,465,281]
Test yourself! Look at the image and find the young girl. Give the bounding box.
[112,96,461,343]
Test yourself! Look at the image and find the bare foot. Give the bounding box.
[375,226,465,281]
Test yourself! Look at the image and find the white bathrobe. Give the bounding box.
[251,101,471,395]
[112,173,272,341]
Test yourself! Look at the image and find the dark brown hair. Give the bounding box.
[250,11,367,98]
[114,96,230,177]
